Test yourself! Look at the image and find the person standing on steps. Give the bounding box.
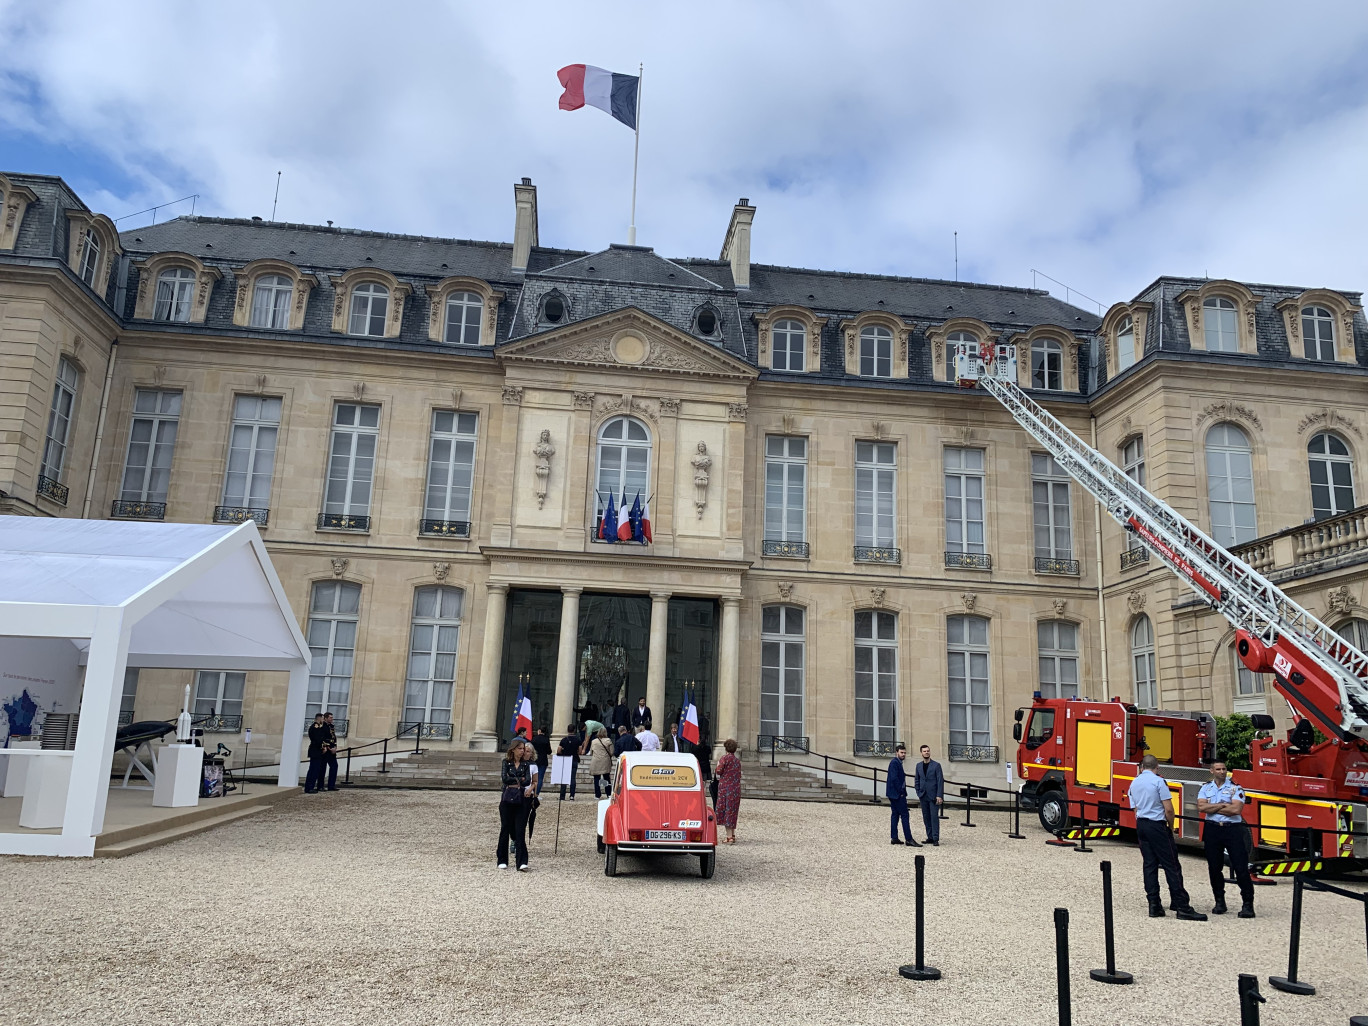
[304,713,328,794]
[913,744,944,845]
[1128,754,1207,920]
[886,744,919,846]
[531,727,551,796]
[557,723,582,801]
[631,697,652,731]
[322,712,340,791]
[1197,759,1256,918]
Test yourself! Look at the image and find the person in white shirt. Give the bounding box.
[636,725,661,751]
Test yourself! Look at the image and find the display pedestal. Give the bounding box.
[152,744,202,808]
[19,753,73,829]
[0,739,42,797]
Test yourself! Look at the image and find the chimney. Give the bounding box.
[719,198,756,289]
[512,177,539,273]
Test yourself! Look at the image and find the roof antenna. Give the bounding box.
[271,171,282,221]
[954,231,958,282]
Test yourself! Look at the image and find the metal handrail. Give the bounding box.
[228,722,430,781]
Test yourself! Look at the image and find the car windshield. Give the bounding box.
[1025,709,1055,749]
[628,764,699,789]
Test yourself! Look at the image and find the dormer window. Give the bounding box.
[1031,338,1062,390]
[541,292,567,326]
[945,331,977,379]
[349,282,389,336]
[860,325,892,377]
[250,274,294,329]
[78,229,101,287]
[1203,297,1238,352]
[1116,316,1136,370]
[1302,306,1335,362]
[695,305,720,337]
[772,319,805,371]
[153,268,197,322]
[444,291,483,345]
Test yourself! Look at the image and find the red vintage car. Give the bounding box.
[597,751,717,878]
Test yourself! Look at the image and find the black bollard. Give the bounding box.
[1007,787,1026,840]
[1074,801,1092,853]
[962,786,976,828]
[1269,873,1316,995]
[1054,907,1073,1026]
[898,854,942,981]
[1089,860,1134,984]
[1238,974,1266,1026]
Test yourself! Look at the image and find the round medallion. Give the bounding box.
[613,334,648,364]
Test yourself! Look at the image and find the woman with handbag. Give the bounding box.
[713,738,743,844]
[588,728,614,798]
[496,740,534,871]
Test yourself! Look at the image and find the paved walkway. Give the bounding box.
[1,789,1363,1025]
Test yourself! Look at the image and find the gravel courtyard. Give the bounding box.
[0,788,1364,1026]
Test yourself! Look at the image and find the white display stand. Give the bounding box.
[152,744,202,808]
[19,753,74,829]
[0,739,42,798]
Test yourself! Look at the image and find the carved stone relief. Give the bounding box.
[777,581,794,601]
[1327,585,1358,616]
[1197,401,1261,430]
[1127,591,1147,615]
[502,385,524,405]
[532,429,556,509]
[1052,598,1067,617]
[330,557,349,577]
[727,402,748,422]
[657,397,680,416]
[961,592,977,612]
[1298,408,1362,439]
[871,587,886,608]
[572,391,597,409]
[691,441,712,519]
[433,562,451,582]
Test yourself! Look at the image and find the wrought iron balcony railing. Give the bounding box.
[317,513,370,532]
[214,505,269,526]
[1120,547,1150,571]
[757,734,810,753]
[419,518,471,538]
[37,474,68,505]
[945,551,992,570]
[1034,556,1080,576]
[853,738,904,757]
[117,710,134,727]
[193,713,243,733]
[948,744,1000,763]
[762,538,810,558]
[397,720,454,741]
[111,499,166,520]
[302,718,350,738]
[854,545,901,564]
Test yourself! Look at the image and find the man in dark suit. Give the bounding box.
[630,697,652,731]
[610,699,631,733]
[885,744,919,846]
[914,744,945,845]
[664,721,692,755]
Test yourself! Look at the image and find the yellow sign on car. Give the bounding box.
[630,764,698,788]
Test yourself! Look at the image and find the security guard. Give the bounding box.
[1127,754,1207,920]
[1197,760,1255,918]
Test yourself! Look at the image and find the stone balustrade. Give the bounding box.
[1230,504,1368,579]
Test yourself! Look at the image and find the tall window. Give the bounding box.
[1031,338,1062,390]
[222,395,281,511]
[120,390,181,503]
[1116,315,1135,370]
[250,274,293,329]
[194,671,245,720]
[761,605,805,739]
[404,586,463,727]
[946,330,977,379]
[1122,436,1146,551]
[444,291,482,345]
[772,319,805,371]
[1302,305,1336,361]
[1203,296,1238,352]
[764,436,806,543]
[1037,620,1078,699]
[855,441,896,548]
[78,229,101,287]
[855,610,897,743]
[859,325,892,377]
[425,411,478,527]
[153,267,196,322]
[944,447,985,554]
[1308,432,1355,520]
[947,615,991,748]
[324,404,380,518]
[1131,615,1157,708]
[1234,651,1266,697]
[1339,618,1368,652]
[307,580,361,720]
[1032,454,1072,559]
[1205,423,1256,546]
[349,282,389,336]
[595,416,650,509]
[39,357,78,485]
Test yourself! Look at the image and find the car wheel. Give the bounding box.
[699,850,715,879]
[596,835,605,855]
[1038,790,1070,834]
[605,844,618,877]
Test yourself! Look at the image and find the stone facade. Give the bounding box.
[3,170,1368,785]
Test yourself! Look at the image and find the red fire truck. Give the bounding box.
[953,341,1368,873]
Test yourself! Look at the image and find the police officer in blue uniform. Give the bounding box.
[1197,759,1255,918]
[1127,754,1207,920]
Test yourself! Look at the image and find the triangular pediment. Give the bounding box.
[496,307,757,380]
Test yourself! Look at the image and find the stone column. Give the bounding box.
[469,582,508,751]
[646,590,671,727]
[716,596,741,751]
[552,586,583,736]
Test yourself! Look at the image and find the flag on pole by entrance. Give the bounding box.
[557,65,639,129]
[681,690,700,745]
[598,491,618,542]
[511,682,533,739]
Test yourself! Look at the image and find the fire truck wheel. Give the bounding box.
[1037,791,1070,833]
[605,844,618,877]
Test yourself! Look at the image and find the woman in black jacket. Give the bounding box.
[497,741,534,871]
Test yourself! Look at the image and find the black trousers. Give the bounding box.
[305,754,327,792]
[324,753,338,790]
[559,757,579,799]
[889,796,913,842]
[1136,818,1190,908]
[497,801,530,867]
[1204,821,1254,904]
[919,796,940,842]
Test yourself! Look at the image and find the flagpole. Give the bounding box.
[628,63,642,245]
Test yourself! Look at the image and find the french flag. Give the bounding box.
[680,690,700,745]
[557,65,640,130]
[511,683,532,740]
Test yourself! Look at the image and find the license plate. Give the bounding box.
[646,830,685,841]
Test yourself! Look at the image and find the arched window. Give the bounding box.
[404,585,464,732]
[1308,432,1355,520]
[1205,423,1256,546]
[153,267,196,322]
[444,291,482,345]
[947,614,990,747]
[856,609,898,744]
[946,330,977,379]
[1131,615,1157,708]
[349,282,389,336]
[1203,296,1239,352]
[859,325,892,377]
[307,579,361,722]
[1115,315,1136,370]
[78,228,101,287]
[1121,436,1146,553]
[250,274,294,330]
[1037,620,1078,699]
[1338,618,1368,653]
[595,416,650,510]
[1301,305,1336,361]
[1031,338,1063,390]
[1232,644,1266,713]
[772,319,805,372]
[761,605,805,741]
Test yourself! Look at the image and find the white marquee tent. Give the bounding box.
[0,516,311,856]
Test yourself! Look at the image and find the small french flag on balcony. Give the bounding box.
[557,65,640,130]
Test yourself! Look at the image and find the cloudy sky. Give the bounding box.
[2,1,1367,309]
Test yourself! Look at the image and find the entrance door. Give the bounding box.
[576,593,650,724]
